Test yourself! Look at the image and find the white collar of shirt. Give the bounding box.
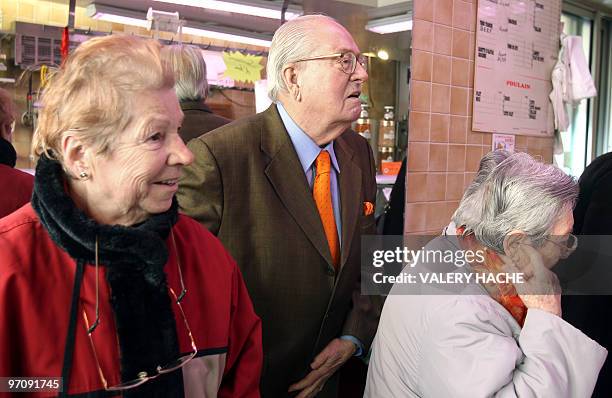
[276,102,340,175]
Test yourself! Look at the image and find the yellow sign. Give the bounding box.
[222,51,264,83]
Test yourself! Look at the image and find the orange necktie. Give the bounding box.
[313,150,340,271]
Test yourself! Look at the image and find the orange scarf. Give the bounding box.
[455,226,527,326]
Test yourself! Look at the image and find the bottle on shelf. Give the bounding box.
[354,103,379,164]
[377,106,396,172]
[378,106,396,147]
[355,104,372,144]
[377,146,395,172]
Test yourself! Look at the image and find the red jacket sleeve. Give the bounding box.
[218,258,263,398]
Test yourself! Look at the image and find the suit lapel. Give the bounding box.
[262,105,334,267]
[335,135,362,269]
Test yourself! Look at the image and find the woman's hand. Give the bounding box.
[501,243,562,317]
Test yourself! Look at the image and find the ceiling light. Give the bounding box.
[86,3,272,47]
[366,14,412,34]
[87,3,151,29]
[183,24,272,47]
[376,49,389,60]
[154,0,302,20]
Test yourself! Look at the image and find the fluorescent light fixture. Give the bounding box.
[154,0,302,20]
[183,24,272,47]
[86,3,151,29]
[366,14,412,34]
[86,3,272,47]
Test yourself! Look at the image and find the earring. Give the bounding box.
[79,171,89,179]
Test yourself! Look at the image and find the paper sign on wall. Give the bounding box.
[200,50,235,87]
[222,51,264,83]
[492,133,516,152]
[472,0,561,136]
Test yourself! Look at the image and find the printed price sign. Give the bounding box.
[222,51,264,83]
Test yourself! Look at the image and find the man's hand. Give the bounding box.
[288,338,356,398]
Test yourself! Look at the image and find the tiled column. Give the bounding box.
[405,0,555,235]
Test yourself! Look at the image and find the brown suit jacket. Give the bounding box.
[177,104,381,397]
[179,100,231,143]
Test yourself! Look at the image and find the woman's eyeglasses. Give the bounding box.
[82,287,197,391]
[544,233,578,259]
[82,230,196,391]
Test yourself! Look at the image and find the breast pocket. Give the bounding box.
[360,213,376,231]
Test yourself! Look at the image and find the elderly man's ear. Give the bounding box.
[62,134,91,180]
[282,64,302,102]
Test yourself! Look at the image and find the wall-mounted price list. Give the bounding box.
[472,0,561,136]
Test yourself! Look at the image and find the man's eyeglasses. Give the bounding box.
[82,231,197,391]
[544,233,578,259]
[294,52,367,75]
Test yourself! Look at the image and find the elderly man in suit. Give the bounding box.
[178,14,380,398]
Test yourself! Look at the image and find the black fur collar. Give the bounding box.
[0,137,16,168]
[32,154,183,397]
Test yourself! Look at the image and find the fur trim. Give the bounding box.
[32,155,183,397]
[0,137,16,168]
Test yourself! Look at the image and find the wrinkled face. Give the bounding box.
[87,88,193,225]
[295,21,368,127]
[537,209,575,269]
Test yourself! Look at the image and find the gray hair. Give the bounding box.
[162,44,209,102]
[468,152,578,253]
[452,150,511,231]
[267,14,341,101]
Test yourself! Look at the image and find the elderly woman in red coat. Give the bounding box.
[0,35,262,397]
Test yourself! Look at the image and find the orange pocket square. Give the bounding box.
[363,201,374,216]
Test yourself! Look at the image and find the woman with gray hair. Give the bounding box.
[162,44,230,143]
[449,149,510,233]
[365,152,607,397]
[0,35,261,397]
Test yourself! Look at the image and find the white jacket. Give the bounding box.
[365,235,607,397]
[550,34,597,131]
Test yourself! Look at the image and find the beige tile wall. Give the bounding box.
[405,0,555,234]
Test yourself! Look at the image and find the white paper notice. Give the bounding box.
[472,0,561,136]
[492,133,516,151]
[200,49,235,88]
[254,79,272,113]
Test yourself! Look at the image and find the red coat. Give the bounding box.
[0,205,262,397]
[0,164,33,219]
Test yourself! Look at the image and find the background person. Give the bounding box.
[178,14,381,398]
[162,44,230,143]
[561,151,612,397]
[365,152,607,398]
[0,35,262,397]
[0,87,33,218]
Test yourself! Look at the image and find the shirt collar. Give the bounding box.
[276,102,340,174]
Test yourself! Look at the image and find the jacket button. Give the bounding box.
[326,268,335,276]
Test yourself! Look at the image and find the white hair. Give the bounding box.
[466,152,578,253]
[452,150,511,231]
[267,14,341,101]
[162,44,209,102]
